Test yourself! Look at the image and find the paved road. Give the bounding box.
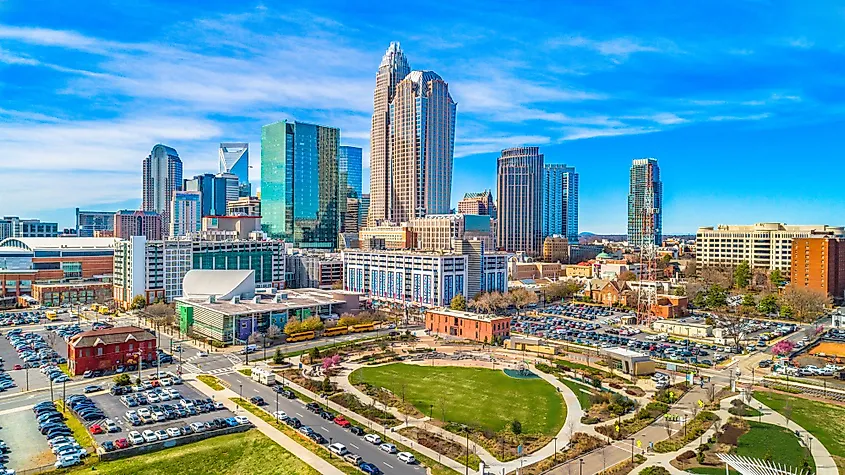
[217,371,422,475]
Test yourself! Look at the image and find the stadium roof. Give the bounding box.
[0,237,117,252]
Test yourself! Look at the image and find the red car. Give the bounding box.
[333,415,351,428]
[13,364,22,370]
[114,438,129,449]
[89,424,104,434]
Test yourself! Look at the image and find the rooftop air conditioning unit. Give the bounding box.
[208,295,216,303]
[252,296,261,304]
[231,296,241,304]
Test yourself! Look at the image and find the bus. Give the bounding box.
[286,331,316,343]
[98,306,111,315]
[350,322,375,333]
[323,326,349,337]
[91,304,100,312]
[46,311,58,321]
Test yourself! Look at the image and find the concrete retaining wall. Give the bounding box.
[97,425,250,461]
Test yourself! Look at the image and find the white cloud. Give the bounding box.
[706,113,771,121]
[547,35,667,57]
[453,134,551,158]
[560,126,659,141]
[0,46,39,65]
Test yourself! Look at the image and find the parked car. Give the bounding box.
[364,433,382,445]
[379,443,397,454]
[397,452,416,464]
[328,443,348,456]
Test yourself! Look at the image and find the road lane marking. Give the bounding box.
[296,412,304,417]
[350,443,359,449]
[384,462,394,469]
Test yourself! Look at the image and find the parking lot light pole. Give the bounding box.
[275,389,279,415]
[239,384,243,412]
[50,378,54,402]
[25,365,29,391]
[629,437,634,463]
[329,437,333,457]
[62,380,67,411]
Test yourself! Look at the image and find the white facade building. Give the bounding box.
[695,223,845,272]
[342,249,508,308]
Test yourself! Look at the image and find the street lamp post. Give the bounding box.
[62,380,67,412]
[275,389,279,416]
[329,437,333,457]
[463,426,470,475]
[629,438,634,463]
[239,384,243,412]
[553,437,557,464]
[579,458,584,475]
[49,378,54,402]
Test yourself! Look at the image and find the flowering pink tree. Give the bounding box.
[322,354,341,372]
[771,340,795,356]
[814,325,825,336]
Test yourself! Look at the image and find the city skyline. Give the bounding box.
[3,1,845,233]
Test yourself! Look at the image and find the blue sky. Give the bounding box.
[2,0,844,233]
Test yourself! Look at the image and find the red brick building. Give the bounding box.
[67,326,156,375]
[791,237,845,301]
[424,308,510,343]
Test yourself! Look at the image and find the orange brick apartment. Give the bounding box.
[791,237,845,301]
[425,308,511,343]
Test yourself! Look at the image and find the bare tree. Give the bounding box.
[247,331,262,345]
[508,288,538,316]
[699,265,733,288]
[783,400,794,428]
[715,314,745,352]
[706,384,716,403]
[780,285,831,322]
[265,324,281,340]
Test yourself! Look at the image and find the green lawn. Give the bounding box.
[67,430,318,475]
[754,391,845,473]
[688,467,739,475]
[737,421,814,471]
[351,364,566,435]
[559,378,595,409]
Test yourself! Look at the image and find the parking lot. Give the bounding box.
[81,380,238,450]
[1,408,54,472]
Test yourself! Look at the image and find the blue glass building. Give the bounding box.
[261,120,340,249]
[542,164,579,244]
[338,146,362,199]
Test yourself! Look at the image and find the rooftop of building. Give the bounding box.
[602,346,650,360]
[175,288,352,316]
[31,280,111,289]
[0,237,116,252]
[342,249,510,257]
[69,326,155,348]
[425,307,511,322]
[698,223,845,233]
[183,270,255,300]
[461,191,492,200]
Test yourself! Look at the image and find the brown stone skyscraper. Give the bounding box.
[369,42,410,226]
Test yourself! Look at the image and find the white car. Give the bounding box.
[142,430,157,443]
[397,452,416,464]
[364,433,382,445]
[137,408,152,418]
[190,422,206,433]
[153,411,166,422]
[160,378,173,387]
[166,427,181,437]
[328,443,348,456]
[197,351,209,357]
[167,389,182,399]
[234,415,250,425]
[146,393,160,403]
[380,443,397,454]
[158,391,172,401]
[128,431,144,445]
[54,455,82,469]
[154,429,169,441]
[103,419,119,433]
[272,411,288,421]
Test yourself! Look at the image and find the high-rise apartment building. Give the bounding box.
[457,191,496,218]
[114,210,163,240]
[696,223,845,273]
[343,198,360,234]
[791,236,845,301]
[75,209,115,238]
[142,144,182,233]
[169,191,201,237]
[627,158,662,248]
[219,143,250,197]
[497,147,544,255]
[261,120,341,249]
[227,196,261,217]
[369,42,411,226]
[338,146,363,199]
[543,164,579,243]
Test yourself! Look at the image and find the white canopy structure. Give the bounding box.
[716,454,813,475]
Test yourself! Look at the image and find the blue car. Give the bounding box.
[359,462,383,475]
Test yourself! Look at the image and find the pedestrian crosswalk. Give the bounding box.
[179,362,235,376]
[206,367,235,376]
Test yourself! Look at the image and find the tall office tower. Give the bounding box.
[543,164,579,244]
[627,158,663,248]
[261,120,341,249]
[142,144,182,234]
[458,190,496,218]
[369,42,411,225]
[75,209,115,238]
[343,197,360,234]
[359,194,370,230]
[169,191,201,237]
[338,145,363,199]
[389,70,457,223]
[496,147,544,255]
[219,143,251,197]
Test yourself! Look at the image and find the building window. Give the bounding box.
[96,347,103,356]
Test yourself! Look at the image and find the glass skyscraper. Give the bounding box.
[183,173,236,217]
[338,145,363,199]
[497,147,544,255]
[542,164,579,244]
[219,143,250,197]
[627,158,663,248]
[142,144,182,234]
[261,120,341,249]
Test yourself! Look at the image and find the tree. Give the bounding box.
[510,419,522,435]
[113,373,131,386]
[700,265,733,288]
[769,269,785,288]
[545,280,583,302]
[618,271,637,282]
[705,284,728,309]
[661,254,673,265]
[716,314,745,352]
[300,316,324,332]
[640,467,671,475]
[321,376,333,394]
[672,286,687,297]
[508,288,538,316]
[130,295,147,310]
[247,331,262,345]
[284,320,302,335]
[771,340,795,356]
[757,294,779,315]
[684,260,697,278]
[741,294,756,309]
[266,324,281,340]
[272,348,285,364]
[733,261,751,289]
[310,346,321,361]
[450,294,468,311]
[780,285,831,322]
[781,305,794,319]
